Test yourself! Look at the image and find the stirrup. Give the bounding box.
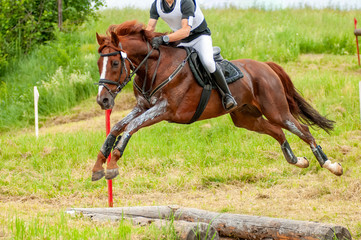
[222,94,237,111]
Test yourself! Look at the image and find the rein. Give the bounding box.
[134,49,193,102]
[97,41,192,103]
[137,43,162,100]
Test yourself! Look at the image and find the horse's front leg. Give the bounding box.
[105,100,169,180]
[92,107,143,181]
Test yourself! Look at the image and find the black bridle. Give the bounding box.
[96,42,158,99]
[96,45,135,98]
[97,41,189,104]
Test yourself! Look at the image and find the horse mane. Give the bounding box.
[106,20,164,42]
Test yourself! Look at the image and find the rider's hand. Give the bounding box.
[151,36,164,49]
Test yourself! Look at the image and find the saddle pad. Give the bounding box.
[185,47,243,89]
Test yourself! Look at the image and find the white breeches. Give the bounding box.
[178,35,216,73]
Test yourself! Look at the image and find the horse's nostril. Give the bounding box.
[103,98,109,104]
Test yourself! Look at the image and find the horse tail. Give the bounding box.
[265,61,335,133]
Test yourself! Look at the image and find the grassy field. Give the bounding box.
[1,8,361,239]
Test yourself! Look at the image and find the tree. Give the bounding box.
[0,0,105,74]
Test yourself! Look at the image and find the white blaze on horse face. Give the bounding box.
[98,56,109,95]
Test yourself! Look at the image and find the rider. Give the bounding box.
[146,0,237,111]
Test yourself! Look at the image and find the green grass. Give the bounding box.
[1,208,180,240]
[1,7,361,240]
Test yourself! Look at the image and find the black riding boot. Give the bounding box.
[211,65,237,111]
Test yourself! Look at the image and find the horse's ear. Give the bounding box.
[96,33,105,45]
[110,31,119,47]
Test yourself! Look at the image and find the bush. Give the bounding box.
[0,0,104,75]
[0,25,98,132]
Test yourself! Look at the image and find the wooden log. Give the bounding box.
[67,206,351,240]
[69,205,178,219]
[133,217,219,240]
[174,207,352,240]
[67,207,219,240]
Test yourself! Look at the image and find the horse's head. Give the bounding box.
[95,21,167,109]
[95,32,133,110]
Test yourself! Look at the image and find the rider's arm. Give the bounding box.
[146,19,158,32]
[147,1,159,32]
[166,19,191,42]
[148,0,193,43]
[166,0,194,42]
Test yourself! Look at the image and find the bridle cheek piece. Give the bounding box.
[96,42,156,100]
[96,49,134,98]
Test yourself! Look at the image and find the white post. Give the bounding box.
[34,86,39,138]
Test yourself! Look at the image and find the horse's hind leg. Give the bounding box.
[230,110,309,168]
[298,123,343,176]
[266,110,342,176]
[282,117,342,175]
[252,62,342,176]
[281,140,309,168]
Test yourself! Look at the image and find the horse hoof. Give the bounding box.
[295,157,309,168]
[105,168,119,180]
[323,160,343,176]
[92,170,105,181]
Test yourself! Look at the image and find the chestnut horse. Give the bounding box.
[92,20,342,181]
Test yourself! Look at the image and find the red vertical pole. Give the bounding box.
[355,18,360,66]
[105,109,113,207]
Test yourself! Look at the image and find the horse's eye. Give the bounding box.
[112,61,120,67]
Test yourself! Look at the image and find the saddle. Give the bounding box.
[185,47,243,88]
[183,47,243,124]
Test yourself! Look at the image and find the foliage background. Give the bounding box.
[0,0,104,73]
[0,0,105,132]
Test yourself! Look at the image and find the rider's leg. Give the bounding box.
[210,64,237,110]
[184,35,237,111]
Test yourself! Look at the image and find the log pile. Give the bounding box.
[67,205,352,240]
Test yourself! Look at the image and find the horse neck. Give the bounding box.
[126,42,162,91]
[125,39,186,95]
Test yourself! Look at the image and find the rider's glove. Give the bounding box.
[151,36,164,49]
